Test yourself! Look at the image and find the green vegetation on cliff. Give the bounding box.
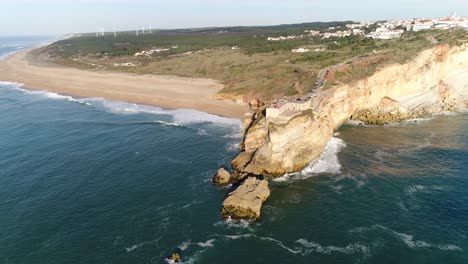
[42,23,468,101]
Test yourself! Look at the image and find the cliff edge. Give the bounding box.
[232,44,468,177]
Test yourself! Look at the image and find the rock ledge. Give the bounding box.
[221,177,270,220]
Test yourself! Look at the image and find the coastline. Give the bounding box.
[0,48,249,120]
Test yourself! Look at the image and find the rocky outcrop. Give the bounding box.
[212,168,231,185]
[248,98,264,109]
[232,44,468,177]
[221,177,270,220]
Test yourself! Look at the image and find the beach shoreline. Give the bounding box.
[0,48,248,119]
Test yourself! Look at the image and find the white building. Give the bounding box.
[412,20,434,31]
[366,28,404,39]
[291,48,310,53]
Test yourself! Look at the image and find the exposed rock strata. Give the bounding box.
[221,177,270,219]
[232,44,468,177]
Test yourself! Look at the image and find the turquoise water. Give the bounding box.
[1,38,467,264]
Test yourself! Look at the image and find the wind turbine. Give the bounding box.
[136,28,139,37]
[149,24,152,34]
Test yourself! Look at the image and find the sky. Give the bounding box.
[0,0,468,36]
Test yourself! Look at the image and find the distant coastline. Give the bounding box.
[0,47,248,119]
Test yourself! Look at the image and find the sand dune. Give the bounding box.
[0,49,248,119]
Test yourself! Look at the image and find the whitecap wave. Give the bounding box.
[274,137,346,182]
[153,121,184,127]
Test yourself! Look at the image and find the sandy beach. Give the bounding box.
[0,49,248,119]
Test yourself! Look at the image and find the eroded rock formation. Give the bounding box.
[221,177,270,219]
[212,168,231,185]
[232,44,468,177]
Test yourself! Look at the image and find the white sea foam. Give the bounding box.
[221,234,372,256]
[226,142,241,151]
[259,237,302,254]
[216,217,253,229]
[221,234,301,254]
[405,117,433,123]
[178,240,191,251]
[153,121,184,127]
[349,225,463,252]
[302,137,346,175]
[9,85,94,105]
[125,242,145,253]
[196,129,208,136]
[390,229,462,251]
[296,239,370,256]
[197,239,216,248]
[345,119,365,126]
[175,238,216,253]
[224,234,255,240]
[0,81,23,88]
[3,84,243,126]
[274,137,346,182]
[222,132,243,139]
[81,99,242,126]
[405,185,427,195]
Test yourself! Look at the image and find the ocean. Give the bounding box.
[0,37,467,264]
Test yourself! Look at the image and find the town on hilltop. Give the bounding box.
[268,13,468,46]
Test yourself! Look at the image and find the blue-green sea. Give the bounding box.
[1,37,467,264]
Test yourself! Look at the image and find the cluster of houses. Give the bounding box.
[410,13,468,31]
[366,28,404,40]
[267,13,468,44]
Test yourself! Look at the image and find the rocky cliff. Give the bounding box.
[232,44,468,177]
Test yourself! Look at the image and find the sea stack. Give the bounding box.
[212,168,231,185]
[221,177,270,220]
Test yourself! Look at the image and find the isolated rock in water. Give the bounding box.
[212,168,231,185]
[221,177,270,219]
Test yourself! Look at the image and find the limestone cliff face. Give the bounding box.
[233,44,468,177]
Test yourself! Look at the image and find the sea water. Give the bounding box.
[1,37,467,264]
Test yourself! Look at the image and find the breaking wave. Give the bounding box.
[2,84,242,126]
[153,121,184,127]
[274,137,346,182]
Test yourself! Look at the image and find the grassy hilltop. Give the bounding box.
[42,22,468,102]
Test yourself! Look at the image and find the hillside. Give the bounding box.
[40,23,468,103]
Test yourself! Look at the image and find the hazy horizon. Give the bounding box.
[1,0,468,36]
